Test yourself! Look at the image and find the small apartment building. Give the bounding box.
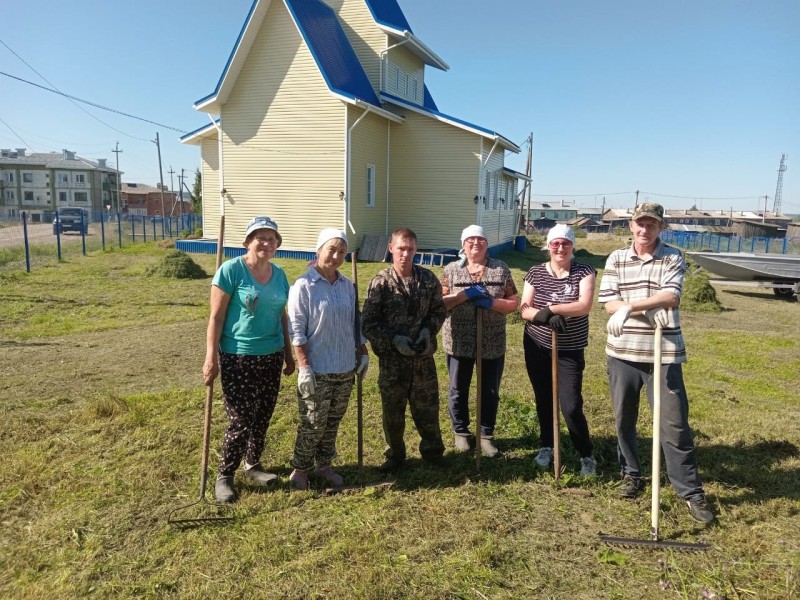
[121,182,188,217]
[527,200,577,223]
[0,148,119,222]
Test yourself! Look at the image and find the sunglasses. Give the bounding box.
[549,240,573,248]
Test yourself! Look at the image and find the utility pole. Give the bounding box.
[168,166,176,216]
[762,195,768,222]
[773,154,787,214]
[177,168,185,216]
[111,142,122,214]
[153,132,166,225]
[634,190,640,208]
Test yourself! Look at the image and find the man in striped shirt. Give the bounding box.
[599,203,714,524]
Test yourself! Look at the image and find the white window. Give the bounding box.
[4,172,13,183]
[366,164,376,208]
[553,212,559,219]
[75,174,86,184]
[6,190,15,202]
[58,173,69,185]
[59,191,68,203]
[23,172,33,183]
[24,191,34,202]
[74,192,88,203]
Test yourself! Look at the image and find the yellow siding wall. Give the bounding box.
[385,48,424,105]
[389,111,483,248]
[218,0,346,250]
[200,136,220,238]
[348,109,389,241]
[324,0,385,93]
[479,142,517,247]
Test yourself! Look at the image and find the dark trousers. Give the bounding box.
[523,334,593,457]
[607,356,703,500]
[218,351,283,476]
[446,354,505,437]
[378,355,444,461]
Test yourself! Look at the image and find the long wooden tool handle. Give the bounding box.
[651,324,663,541]
[551,329,561,481]
[476,308,483,473]
[352,252,364,480]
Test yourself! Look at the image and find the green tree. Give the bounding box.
[190,169,202,215]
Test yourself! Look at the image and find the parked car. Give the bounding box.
[53,208,89,235]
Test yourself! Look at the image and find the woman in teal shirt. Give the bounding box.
[203,216,295,503]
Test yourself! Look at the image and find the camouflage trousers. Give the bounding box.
[290,371,354,471]
[378,355,444,461]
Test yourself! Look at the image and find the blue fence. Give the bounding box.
[0,210,203,273]
[662,230,799,255]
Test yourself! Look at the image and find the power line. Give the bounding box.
[0,70,186,134]
[0,38,155,141]
[0,115,34,150]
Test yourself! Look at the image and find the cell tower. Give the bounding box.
[773,153,787,214]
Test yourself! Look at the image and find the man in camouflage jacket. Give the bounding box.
[362,228,447,472]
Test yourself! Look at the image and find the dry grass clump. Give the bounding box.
[145,250,207,279]
[682,269,723,312]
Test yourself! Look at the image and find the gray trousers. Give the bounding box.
[607,356,704,500]
[290,371,354,471]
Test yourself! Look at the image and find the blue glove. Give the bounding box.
[474,296,493,309]
[464,284,490,301]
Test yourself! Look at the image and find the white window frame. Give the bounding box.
[366,164,376,208]
[74,191,89,203]
[58,173,69,185]
[6,190,15,202]
[75,173,86,186]
[23,191,34,202]
[4,172,14,184]
[59,191,68,203]
[23,172,33,183]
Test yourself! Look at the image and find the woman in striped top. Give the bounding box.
[519,224,597,476]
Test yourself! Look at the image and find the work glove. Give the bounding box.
[532,306,554,326]
[645,308,669,329]
[549,314,568,334]
[414,328,432,356]
[606,305,632,337]
[463,284,490,301]
[297,366,316,398]
[393,335,417,357]
[474,296,493,309]
[356,354,369,377]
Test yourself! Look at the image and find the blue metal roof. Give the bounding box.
[180,119,219,142]
[422,84,438,111]
[364,0,413,33]
[284,0,381,107]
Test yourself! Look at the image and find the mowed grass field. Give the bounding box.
[1,238,798,599]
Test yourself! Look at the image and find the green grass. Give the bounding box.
[1,240,798,599]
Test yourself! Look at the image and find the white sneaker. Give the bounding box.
[579,456,597,477]
[534,447,553,468]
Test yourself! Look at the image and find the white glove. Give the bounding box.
[645,308,669,329]
[297,366,316,398]
[356,354,369,377]
[607,305,632,337]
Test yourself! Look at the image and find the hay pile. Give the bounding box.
[145,250,207,279]
[682,268,723,312]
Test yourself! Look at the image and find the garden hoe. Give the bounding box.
[551,329,562,482]
[168,202,234,525]
[326,252,394,495]
[600,323,708,551]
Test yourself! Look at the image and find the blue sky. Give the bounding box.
[1,0,797,212]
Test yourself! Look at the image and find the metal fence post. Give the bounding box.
[22,211,31,273]
[117,213,123,247]
[101,214,106,251]
[80,210,87,256]
[55,209,62,260]
[143,216,147,243]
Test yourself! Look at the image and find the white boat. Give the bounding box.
[686,251,800,297]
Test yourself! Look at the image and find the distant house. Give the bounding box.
[602,208,634,230]
[0,148,118,222]
[181,0,527,256]
[577,207,603,220]
[527,200,577,223]
[121,182,189,217]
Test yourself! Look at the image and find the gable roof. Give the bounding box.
[364,0,448,70]
[194,0,397,121]
[381,91,520,153]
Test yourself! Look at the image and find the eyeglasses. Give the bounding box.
[465,237,487,245]
[549,240,573,248]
